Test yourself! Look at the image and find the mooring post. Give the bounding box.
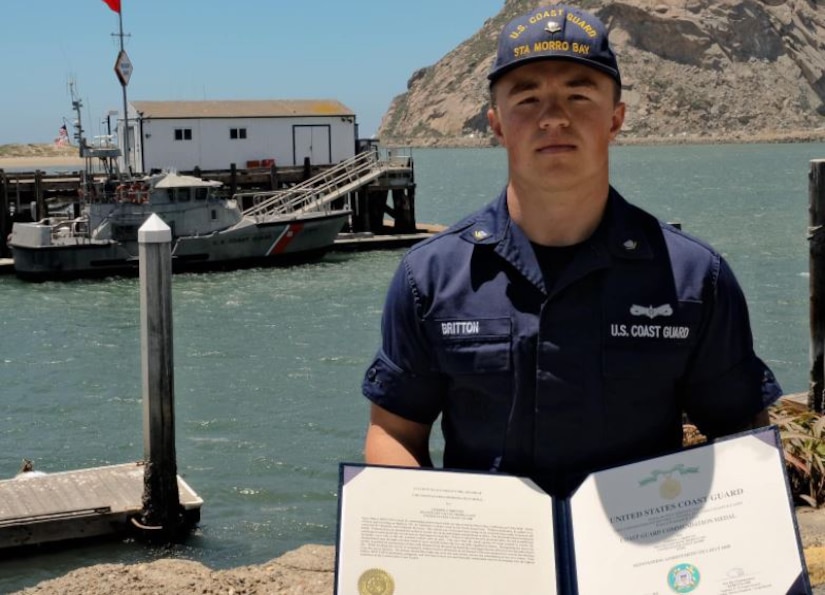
[269,162,279,191]
[34,170,45,221]
[229,163,237,197]
[392,188,417,233]
[809,159,825,412]
[349,188,364,233]
[0,169,8,258]
[137,214,182,538]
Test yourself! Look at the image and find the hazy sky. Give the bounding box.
[0,0,506,144]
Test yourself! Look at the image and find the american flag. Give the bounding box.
[55,124,69,147]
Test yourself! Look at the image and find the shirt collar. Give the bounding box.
[460,186,655,292]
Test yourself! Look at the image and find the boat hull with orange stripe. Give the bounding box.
[8,171,350,281]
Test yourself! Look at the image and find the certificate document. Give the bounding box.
[570,428,809,594]
[335,427,810,594]
[335,465,556,595]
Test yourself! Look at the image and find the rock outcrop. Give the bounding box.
[378,0,825,146]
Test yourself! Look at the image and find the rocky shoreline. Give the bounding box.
[10,507,825,594]
[381,129,825,149]
[1,128,824,170]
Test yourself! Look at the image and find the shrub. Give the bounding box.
[771,402,825,508]
[683,401,825,508]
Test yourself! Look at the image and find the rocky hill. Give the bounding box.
[378,0,825,146]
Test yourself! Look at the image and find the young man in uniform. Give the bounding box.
[361,4,781,496]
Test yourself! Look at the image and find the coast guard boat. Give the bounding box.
[8,170,350,281]
[9,82,353,281]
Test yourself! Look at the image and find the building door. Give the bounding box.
[293,125,331,166]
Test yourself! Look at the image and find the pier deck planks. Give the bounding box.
[0,462,202,549]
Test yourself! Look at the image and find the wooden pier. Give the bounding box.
[0,217,202,552]
[0,150,424,260]
[0,462,202,550]
[334,222,445,252]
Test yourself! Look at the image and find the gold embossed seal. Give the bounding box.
[357,568,395,595]
[659,476,682,500]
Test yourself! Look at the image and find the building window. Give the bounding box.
[174,128,192,141]
[230,127,247,140]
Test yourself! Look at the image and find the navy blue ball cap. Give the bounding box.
[488,4,621,88]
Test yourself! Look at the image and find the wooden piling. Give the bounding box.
[34,170,45,221]
[351,188,368,233]
[229,163,237,197]
[137,214,183,539]
[368,189,388,232]
[392,188,416,233]
[269,163,279,191]
[809,159,825,412]
[0,170,8,258]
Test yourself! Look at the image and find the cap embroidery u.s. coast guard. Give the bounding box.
[488,4,621,87]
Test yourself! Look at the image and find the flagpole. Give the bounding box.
[119,7,130,176]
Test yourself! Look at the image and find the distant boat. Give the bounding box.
[8,170,349,281]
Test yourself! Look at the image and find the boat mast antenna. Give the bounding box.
[112,7,132,177]
[68,80,88,156]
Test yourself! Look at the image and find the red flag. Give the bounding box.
[101,0,121,13]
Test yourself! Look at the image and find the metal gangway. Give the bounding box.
[237,149,402,220]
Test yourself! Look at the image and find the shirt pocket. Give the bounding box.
[603,347,688,379]
[601,346,688,439]
[426,317,512,375]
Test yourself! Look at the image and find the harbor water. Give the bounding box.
[0,143,822,590]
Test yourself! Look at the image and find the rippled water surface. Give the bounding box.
[1,143,822,590]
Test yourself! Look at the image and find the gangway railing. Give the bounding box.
[236,150,404,221]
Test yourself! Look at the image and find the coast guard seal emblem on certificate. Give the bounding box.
[667,563,700,593]
[358,568,395,595]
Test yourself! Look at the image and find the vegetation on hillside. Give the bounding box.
[0,143,78,158]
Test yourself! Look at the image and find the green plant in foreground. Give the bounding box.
[684,402,825,508]
[771,402,825,508]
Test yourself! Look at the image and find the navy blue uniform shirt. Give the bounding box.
[363,187,781,496]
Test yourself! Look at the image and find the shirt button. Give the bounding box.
[367,367,378,381]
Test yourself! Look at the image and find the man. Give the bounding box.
[362,4,781,496]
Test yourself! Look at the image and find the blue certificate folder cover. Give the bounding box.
[335,427,812,595]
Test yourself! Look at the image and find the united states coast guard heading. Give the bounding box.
[488,5,621,87]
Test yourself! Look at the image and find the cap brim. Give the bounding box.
[488,55,620,87]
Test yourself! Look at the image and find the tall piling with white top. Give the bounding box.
[809,159,825,413]
[137,213,182,538]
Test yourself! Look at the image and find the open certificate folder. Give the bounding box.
[335,427,811,595]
